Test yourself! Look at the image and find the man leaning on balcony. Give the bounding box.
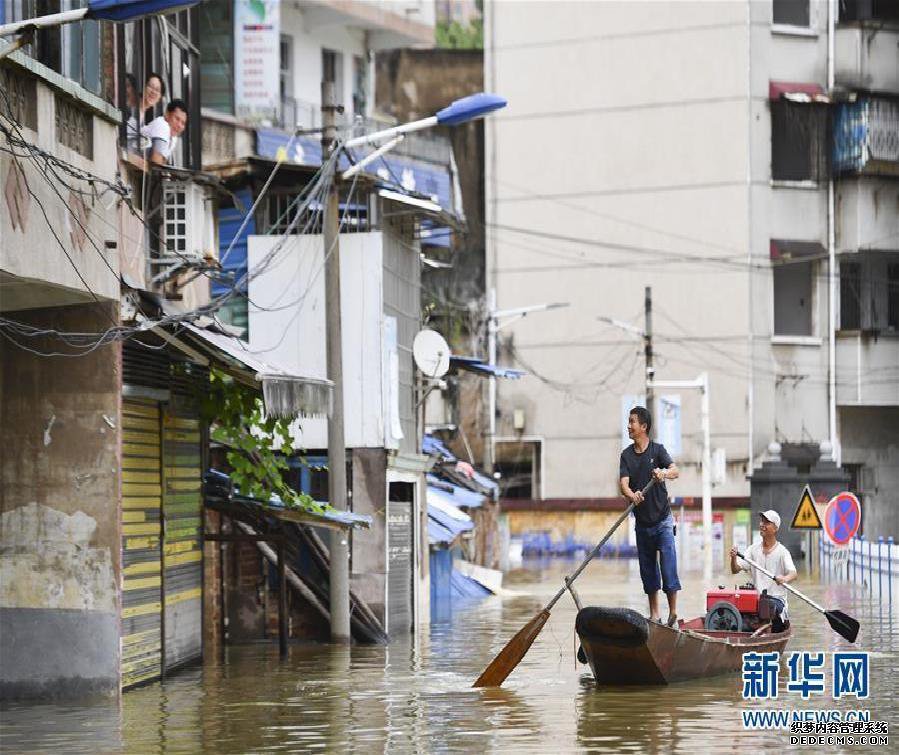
[142,99,188,166]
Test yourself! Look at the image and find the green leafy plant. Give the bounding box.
[201,369,325,514]
[435,19,483,49]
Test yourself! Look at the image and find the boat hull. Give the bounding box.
[576,606,791,685]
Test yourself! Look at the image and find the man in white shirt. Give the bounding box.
[729,509,797,632]
[141,99,188,165]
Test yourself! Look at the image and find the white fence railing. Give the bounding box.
[819,535,897,606]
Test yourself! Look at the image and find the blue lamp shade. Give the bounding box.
[435,93,507,126]
[87,0,199,22]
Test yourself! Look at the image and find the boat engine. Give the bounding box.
[704,583,775,632]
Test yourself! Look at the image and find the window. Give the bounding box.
[353,55,368,117]
[322,48,343,89]
[279,35,294,128]
[773,261,815,336]
[840,262,862,330]
[839,0,899,23]
[6,1,102,95]
[117,14,201,169]
[888,264,899,331]
[495,440,542,500]
[771,101,829,182]
[773,0,810,27]
[198,0,234,114]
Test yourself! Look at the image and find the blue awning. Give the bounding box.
[450,356,526,379]
[87,0,198,21]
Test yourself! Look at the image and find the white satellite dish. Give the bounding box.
[412,329,451,378]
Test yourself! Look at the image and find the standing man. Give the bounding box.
[729,510,797,632]
[619,406,681,626]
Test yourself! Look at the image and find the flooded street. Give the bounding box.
[3,559,896,754]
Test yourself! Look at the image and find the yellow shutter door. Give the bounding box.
[162,405,203,670]
[121,399,163,689]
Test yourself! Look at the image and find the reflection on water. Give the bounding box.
[2,559,896,753]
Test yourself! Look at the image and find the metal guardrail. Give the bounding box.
[819,535,896,607]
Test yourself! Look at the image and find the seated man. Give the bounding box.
[141,99,188,166]
[729,510,797,632]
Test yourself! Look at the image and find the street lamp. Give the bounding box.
[322,90,507,641]
[485,290,568,474]
[0,0,199,59]
[344,93,507,150]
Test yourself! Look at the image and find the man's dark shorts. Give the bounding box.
[635,514,681,595]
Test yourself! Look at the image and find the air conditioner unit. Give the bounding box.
[161,180,209,261]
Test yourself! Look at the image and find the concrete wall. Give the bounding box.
[0,303,121,701]
[0,60,120,309]
[351,448,388,624]
[840,406,899,539]
[247,232,390,450]
[486,1,755,502]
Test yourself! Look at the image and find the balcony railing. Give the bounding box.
[833,98,899,176]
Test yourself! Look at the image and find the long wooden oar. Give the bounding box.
[473,480,656,687]
[737,551,859,643]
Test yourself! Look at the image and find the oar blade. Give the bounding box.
[825,610,859,643]
[473,609,550,688]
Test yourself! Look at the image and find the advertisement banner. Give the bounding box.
[656,394,682,457]
[234,0,280,122]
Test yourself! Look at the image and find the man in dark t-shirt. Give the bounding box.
[619,406,681,626]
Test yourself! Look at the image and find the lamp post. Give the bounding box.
[485,290,568,474]
[323,91,507,641]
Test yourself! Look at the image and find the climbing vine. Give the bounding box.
[201,369,324,514]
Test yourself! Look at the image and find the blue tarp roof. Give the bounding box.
[427,475,486,508]
[422,434,499,496]
[427,497,473,546]
[422,434,456,462]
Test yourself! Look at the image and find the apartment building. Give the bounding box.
[484,1,899,541]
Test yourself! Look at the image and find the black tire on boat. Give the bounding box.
[576,607,650,647]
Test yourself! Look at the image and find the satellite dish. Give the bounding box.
[412,329,451,378]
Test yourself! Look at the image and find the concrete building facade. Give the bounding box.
[484,1,899,545]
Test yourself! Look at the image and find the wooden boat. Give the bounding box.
[575,606,791,685]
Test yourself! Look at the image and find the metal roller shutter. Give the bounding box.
[387,500,413,637]
[162,400,203,670]
[121,399,164,689]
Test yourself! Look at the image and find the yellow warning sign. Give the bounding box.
[791,485,823,530]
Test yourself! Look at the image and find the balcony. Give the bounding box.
[833,97,899,177]
[836,333,899,407]
[834,25,899,94]
[295,0,434,49]
[836,176,899,252]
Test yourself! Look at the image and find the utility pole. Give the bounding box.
[485,288,497,475]
[644,286,654,434]
[322,80,350,643]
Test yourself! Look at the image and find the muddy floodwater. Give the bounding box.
[2,559,896,753]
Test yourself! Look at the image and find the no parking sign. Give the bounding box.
[823,492,862,546]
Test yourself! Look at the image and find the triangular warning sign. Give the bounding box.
[791,485,823,530]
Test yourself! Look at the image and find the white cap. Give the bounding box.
[760,509,781,529]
